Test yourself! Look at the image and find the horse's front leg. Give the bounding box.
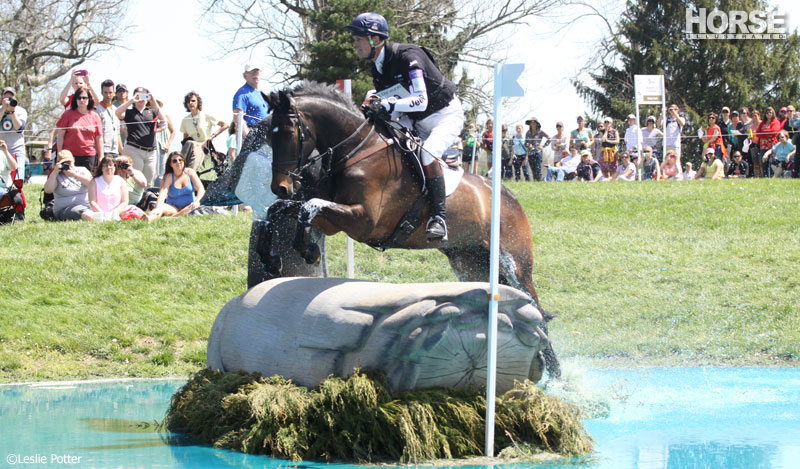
[293,198,370,264]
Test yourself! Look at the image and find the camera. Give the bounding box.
[120,162,131,170]
[75,70,88,76]
[8,98,17,107]
[60,161,70,171]
[139,93,150,101]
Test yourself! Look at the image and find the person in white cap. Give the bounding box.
[232,64,270,137]
[640,115,663,159]
[624,114,639,154]
[0,86,27,185]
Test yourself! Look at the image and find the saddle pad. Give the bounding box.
[439,159,464,197]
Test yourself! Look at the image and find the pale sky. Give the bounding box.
[81,0,799,151]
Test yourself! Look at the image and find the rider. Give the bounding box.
[346,12,464,242]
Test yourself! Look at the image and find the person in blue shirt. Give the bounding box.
[232,64,270,137]
[761,130,796,178]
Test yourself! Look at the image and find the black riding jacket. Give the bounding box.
[370,42,457,121]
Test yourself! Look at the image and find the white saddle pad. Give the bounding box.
[439,160,464,197]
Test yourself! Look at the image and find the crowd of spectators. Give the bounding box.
[2,64,270,224]
[458,102,800,182]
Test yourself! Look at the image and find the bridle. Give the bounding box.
[271,103,375,184]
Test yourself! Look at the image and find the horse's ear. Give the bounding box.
[287,96,298,114]
[267,92,280,111]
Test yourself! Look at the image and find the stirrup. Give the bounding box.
[426,215,448,242]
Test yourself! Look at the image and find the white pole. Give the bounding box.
[661,75,667,164]
[485,64,503,458]
[341,79,355,279]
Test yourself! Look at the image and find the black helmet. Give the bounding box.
[345,12,389,39]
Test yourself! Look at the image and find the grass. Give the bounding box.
[1,179,798,382]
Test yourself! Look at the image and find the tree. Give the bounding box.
[0,0,130,133]
[572,0,800,163]
[201,0,561,113]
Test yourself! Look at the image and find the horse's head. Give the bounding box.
[268,89,318,199]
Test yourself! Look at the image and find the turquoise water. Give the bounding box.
[1,368,798,468]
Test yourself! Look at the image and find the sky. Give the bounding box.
[81,0,800,151]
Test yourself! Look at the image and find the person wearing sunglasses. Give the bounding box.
[701,112,727,163]
[754,107,781,177]
[55,88,104,174]
[147,151,204,221]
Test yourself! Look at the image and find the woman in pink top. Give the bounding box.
[754,107,781,177]
[55,88,104,174]
[661,150,682,180]
[83,155,128,221]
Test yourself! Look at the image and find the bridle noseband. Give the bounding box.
[271,104,375,184]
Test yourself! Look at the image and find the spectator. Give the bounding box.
[778,106,788,130]
[739,107,756,177]
[545,145,579,181]
[113,84,129,145]
[482,118,494,172]
[524,117,548,181]
[41,148,53,172]
[684,162,697,180]
[550,122,569,165]
[147,151,205,221]
[43,150,93,221]
[575,149,602,181]
[180,91,228,171]
[789,109,800,178]
[55,88,104,173]
[755,107,781,177]
[569,116,593,154]
[0,87,27,184]
[115,155,147,208]
[155,99,176,185]
[96,79,123,157]
[640,116,663,159]
[233,64,270,138]
[593,120,605,165]
[638,145,661,180]
[499,124,513,180]
[59,70,99,109]
[512,125,531,181]
[761,130,795,178]
[701,112,727,163]
[0,140,18,197]
[729,110,743,155]
[226,119,238,162]
[617,152,636,181]
[599,117,620,180]
[84,155,128,221]
[694,147,724,180]
[719,106,732,155]
[624,114,639,154]
[658,104,685,165]
[115,87,164,186]
[726,150,749,178]
[661,150,682,180]
[461,122,480,172]
[783,105,797,135]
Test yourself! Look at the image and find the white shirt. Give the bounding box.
[624,125,639,152]
[560,154,580,172]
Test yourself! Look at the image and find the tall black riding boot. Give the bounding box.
[423,163,448,242]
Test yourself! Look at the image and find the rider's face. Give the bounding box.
[352,35,375,59]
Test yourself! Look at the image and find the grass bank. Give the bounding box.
[1,179,797,382]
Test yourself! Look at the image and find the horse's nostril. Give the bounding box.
[278,186,290,199]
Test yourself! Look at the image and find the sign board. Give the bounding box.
[634,75,664,104]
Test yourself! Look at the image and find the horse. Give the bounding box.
[266,82,560,378]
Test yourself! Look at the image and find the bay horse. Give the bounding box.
[267,82,560,377]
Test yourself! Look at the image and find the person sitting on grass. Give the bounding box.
[545,145,580,181]
[147,151,204,221]
[114,155,148,208]
[683,162,696,180]
[575,149,602,181]
[617,152,636,181]
[761,130,795,178]
[43,150,93,221]
[84,154,128,221]
[726,151,749,178]
[638,145,661,180]
[694,147,725,180]
[661,150,682,180]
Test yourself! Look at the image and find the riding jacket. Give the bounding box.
[371,42,457,121]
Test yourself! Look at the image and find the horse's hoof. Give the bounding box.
[303,243,321,265]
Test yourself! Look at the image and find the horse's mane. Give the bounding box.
[285,81,362,116]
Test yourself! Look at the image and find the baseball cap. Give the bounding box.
[577,116,584,121]
[603,117,612,123]
[580,149,591,157]
[115,84,127,92]
[780,106,788,112]
[244,63,263,73]
[627,114,636,120]
[524,117,540,125]
[705,147,715,154]
[2,86,15,96]
[722,106,730,112]
[646,115,656,122]
[57,150,75,163]
[133,87,149,95]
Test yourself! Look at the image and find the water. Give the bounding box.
[1,368,798,468]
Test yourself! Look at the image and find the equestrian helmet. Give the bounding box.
[345,12,390,38]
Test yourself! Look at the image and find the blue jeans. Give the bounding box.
[545,167,567,182]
